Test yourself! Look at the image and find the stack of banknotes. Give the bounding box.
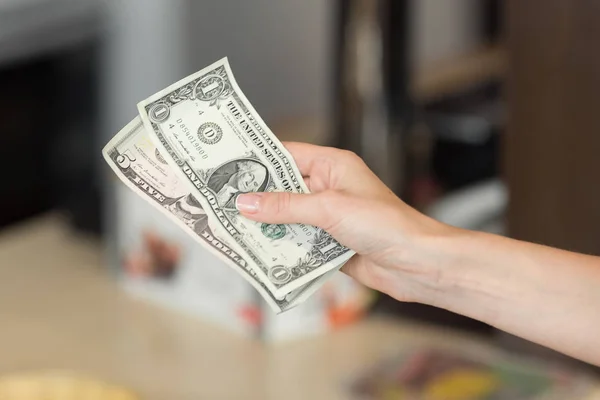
[103,58,354,313]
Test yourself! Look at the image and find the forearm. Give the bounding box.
[412,227,600,365]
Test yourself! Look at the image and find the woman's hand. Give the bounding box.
[236,142,450,303]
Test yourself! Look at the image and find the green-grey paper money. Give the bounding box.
[136,58,354,298]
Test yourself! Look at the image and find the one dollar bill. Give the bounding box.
[136,58,354,298]
[103,117,336,313]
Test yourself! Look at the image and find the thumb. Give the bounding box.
[235,191,334,228]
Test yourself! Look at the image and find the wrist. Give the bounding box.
[403,223,513,321]
[393,219,484,306]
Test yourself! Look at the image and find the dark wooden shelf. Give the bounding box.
[412,44,507,103]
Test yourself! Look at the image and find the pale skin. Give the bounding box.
[236,142,600,367]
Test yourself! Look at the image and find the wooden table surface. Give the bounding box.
[0,214,598,400]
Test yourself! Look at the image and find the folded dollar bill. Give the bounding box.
[103,58,354,313]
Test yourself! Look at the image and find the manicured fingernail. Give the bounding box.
[236,193,263,213]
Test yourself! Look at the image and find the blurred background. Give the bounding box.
[1,0,600,398]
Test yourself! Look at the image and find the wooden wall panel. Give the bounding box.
[506,0,600,254]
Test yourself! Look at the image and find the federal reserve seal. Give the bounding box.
[269,265,292,284]
[197,122,223,145]
[261,223,286,240]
